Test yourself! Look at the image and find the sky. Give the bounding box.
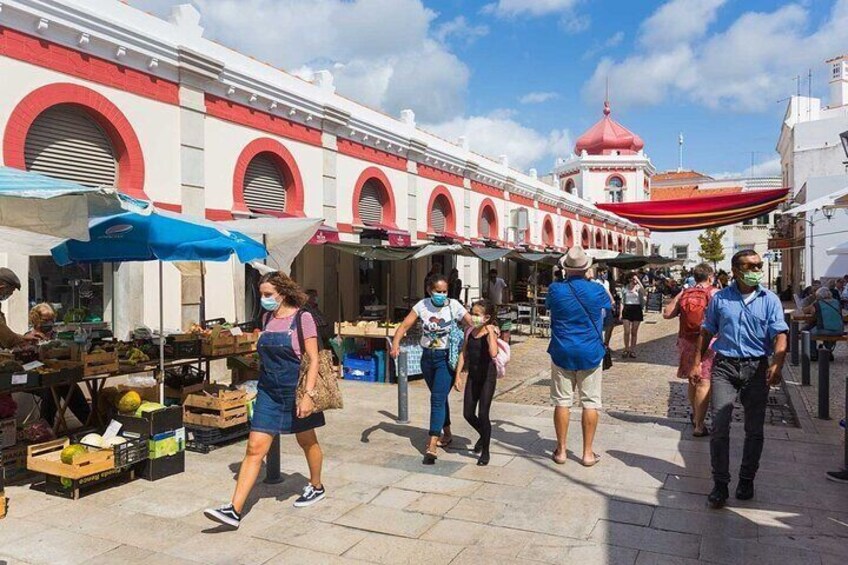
[133,0,848,178]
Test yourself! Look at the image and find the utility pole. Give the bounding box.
[678,132,684,172]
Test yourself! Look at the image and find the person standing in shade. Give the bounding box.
[691,250,788,509]
[448,268,463,301]
[547,247,610,467]
[0,268,33,348]
[484,269,509,306]
[392,274,473,464]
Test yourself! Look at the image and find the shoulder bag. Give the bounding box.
[567,281,612,370]
[446,299,465,372]
[294,309,343,412]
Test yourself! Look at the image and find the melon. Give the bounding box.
[103,436,127,447]
[117,391,142,414]
[134,401,165,417]
[80,433,104,448]
[60,444,87,465]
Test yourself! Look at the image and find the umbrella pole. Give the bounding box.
[159,260,165,403]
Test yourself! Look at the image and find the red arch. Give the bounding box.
[542,215,554,247]
[3,83,146,199]
[232,138,305,216]
[564,178,575,194]
[618,235,625,251]
[426,185,458,235]
[606,232,614,250]
[564,221,574,247]
[605,173,626,187]
[352,166,397,228]
[581,226,590,248]
[478,198,499,240]
[595,230,604,249]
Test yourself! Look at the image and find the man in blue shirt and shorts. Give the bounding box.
[691,250,788,508]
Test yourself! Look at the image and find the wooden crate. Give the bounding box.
[27,438,114,480]
[183,387,249,428]
[80,350,119,376]
[164,382,204,402]
[201,334,236,357]
[234,332,259,353]
[0,495,6,519]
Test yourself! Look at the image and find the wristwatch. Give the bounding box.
[305,389,317,399]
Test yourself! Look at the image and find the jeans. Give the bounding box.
[710,355,769,484]
[421,349,453,437]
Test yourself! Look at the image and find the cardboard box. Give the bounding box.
[149,427,185,459]
[115,406,183,438]
[137,450,184,481]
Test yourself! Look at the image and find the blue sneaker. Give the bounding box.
[294,484,325,508]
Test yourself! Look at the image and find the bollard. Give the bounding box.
[790,321,800,366]
[784,312,792,353]
[264,434,284,484]
[817,348,830,420]
[801,331,811,386]
[397,350,410,424]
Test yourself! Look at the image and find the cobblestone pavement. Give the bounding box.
[2,380,845,565]
[497,315,799,428]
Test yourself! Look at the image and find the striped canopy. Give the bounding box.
[596,188,790,232]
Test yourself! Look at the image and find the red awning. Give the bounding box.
[309,225,341,245]
[596,188,790,232]
[358,222,412,247]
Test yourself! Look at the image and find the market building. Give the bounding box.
[0,0,649,337]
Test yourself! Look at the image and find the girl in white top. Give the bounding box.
[619,274,647,358]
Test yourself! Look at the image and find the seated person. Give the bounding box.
[802,287,844,361]
[27,304,91,427]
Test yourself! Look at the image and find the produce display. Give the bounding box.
[60,444,86,464]
[117,391,142,414]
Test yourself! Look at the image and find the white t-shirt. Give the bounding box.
[742,290,757,305]
[486,278,508,305]
[413,298,468,349]
[623,287,643,305]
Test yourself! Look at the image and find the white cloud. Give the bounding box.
[132,0,471,122]
[584,0,848,112]
[483,0,579,18]
[423,112,572,171]
[582,31,625,60]
[520,91,559,104]
[435,16,489,45]
[712,156,782,179]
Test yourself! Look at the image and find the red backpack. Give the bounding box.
[678,287,710,341]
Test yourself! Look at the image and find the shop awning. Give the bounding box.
[596,188,790,232]
[309,225,341,245]
[598,253,681,270]
[218,217,322,274]
[784,186,848,216]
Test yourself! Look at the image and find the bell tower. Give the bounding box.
[827,55,848,108]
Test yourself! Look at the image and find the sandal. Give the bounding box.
[629,352,637,359]
[423,451,438,465]
[581,452,602,467]
[693,429,710,438]
[436,436,453,448]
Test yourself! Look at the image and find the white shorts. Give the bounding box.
[550,362,603,409]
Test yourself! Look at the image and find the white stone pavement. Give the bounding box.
[1,378,846,565]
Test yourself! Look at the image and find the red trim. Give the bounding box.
[418,164,464,187]
[581,226,590,248]
[539,202,558,214]
[542,215,555,246]
[338,138,407,172]
[205,94,322,147]
[604,173,626,187]
[595,230,604,249]
[478,198,499,240]
[564,221,574,247]
[352,167,397,228]
[206,209,235,221]
[426,185,458,235]
[155,202,182,213]
[606,231,614,249]
[510,193,534,208]
[232,138,305,216]
[337,223,355,234]
[3,83,147,199]
[0,27,179,104]
[471,180,504,198]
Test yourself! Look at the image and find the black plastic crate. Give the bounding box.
[186,423,250,453]
[115,405,183,437]
[163,365,206,389]
[165,337,202,360]
[113,435,148,468]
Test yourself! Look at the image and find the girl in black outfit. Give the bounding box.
[455,299,499,466]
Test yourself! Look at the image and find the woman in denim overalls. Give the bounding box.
[205,272,325,528]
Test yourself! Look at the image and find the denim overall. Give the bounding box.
[251,319,325,435]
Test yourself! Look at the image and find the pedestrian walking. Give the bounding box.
[205,272,326,529]
[392,274,473,464]
[484,269,510,305]
[619,273,647,358]
[690,250,788,509]
[663,263,717,437]
[454,299,499,466]
[547,246,611,466]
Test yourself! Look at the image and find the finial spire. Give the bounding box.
[603,77,611,115]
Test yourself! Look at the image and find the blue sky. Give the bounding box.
[136,0,848,177]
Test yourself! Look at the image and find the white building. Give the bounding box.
[0,0,648,337]
[777,55,848,290]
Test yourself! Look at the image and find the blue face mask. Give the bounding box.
[430,292,448,307]
[260,296,280,311]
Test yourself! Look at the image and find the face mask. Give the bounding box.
[739,271,764,287]
[430,292,448,307]
[260,296,280,311]
[40,323,55,334]
[471,315,487,327]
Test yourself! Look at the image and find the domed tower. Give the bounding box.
[556,100,655,204]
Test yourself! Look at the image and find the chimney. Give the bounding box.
[827,55,848,108]
[400,109,416,126]
[529,168,537,179]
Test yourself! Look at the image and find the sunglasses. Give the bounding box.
[740,262,764,271]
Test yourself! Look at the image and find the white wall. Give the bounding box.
[652,229,734,272]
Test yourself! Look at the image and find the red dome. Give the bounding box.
[574,101,644,156]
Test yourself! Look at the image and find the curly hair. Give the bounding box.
[29,303,56,328]
[258,271,308,308]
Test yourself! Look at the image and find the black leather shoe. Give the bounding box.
[708,482,729,509]
[736,478,755,500]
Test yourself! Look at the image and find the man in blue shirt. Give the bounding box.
[691,250,788,508]
[547,246,611,467]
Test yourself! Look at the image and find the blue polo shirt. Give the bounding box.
[547,276,612,371]
[702,282,789,358]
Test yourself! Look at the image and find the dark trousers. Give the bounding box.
[710,355,769,484]
[421,349,452,437]
[463,365,497,454]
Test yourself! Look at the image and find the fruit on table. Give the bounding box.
[125,347,150,365]
[81,433,104,448]
[135,401,165,417]
[60,444,87,464]
[117,391,142,414]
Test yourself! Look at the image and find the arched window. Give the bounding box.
[618,235,625,251]
[564,178,575,194]
[606,175,624,203]
[25,104,116,187]
[479,204,497,239]
[543,217,554,247]
[595,230,603,249]
[564,222,574,247]
[243,153,287,214]
[430,195,450,234]
[581,226,590,248]
[607,232,613,250]
[359,179,386,225]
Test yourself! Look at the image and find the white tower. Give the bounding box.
[827,55,848,108]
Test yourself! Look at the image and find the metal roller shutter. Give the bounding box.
[244,154,287,213]
[480,210,491,238]
[359,181,384,224]
[431,196,448,233]
[25,105,117,188]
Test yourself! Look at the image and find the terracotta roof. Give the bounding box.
[652,170,714,183]
[574,101,644,156]
[650,185,743,201]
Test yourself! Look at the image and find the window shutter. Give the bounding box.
[25,105,117,188]
[359,181,384,224]
[244,154,286,213]
[480,211,491,238]
[431,197,447,233]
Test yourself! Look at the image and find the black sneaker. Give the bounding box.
[294,484,326,508]
[736,478,755,500]
[707,482,729,509]
[826,469,848,484]
[477,452,490,466]
[473,439,484,454]
[204,504,241,528]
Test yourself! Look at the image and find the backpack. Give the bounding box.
[463,327,511,379]
[678,287,710,341]
[815,299,844,333]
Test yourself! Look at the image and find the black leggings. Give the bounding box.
[463,365,497,454]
